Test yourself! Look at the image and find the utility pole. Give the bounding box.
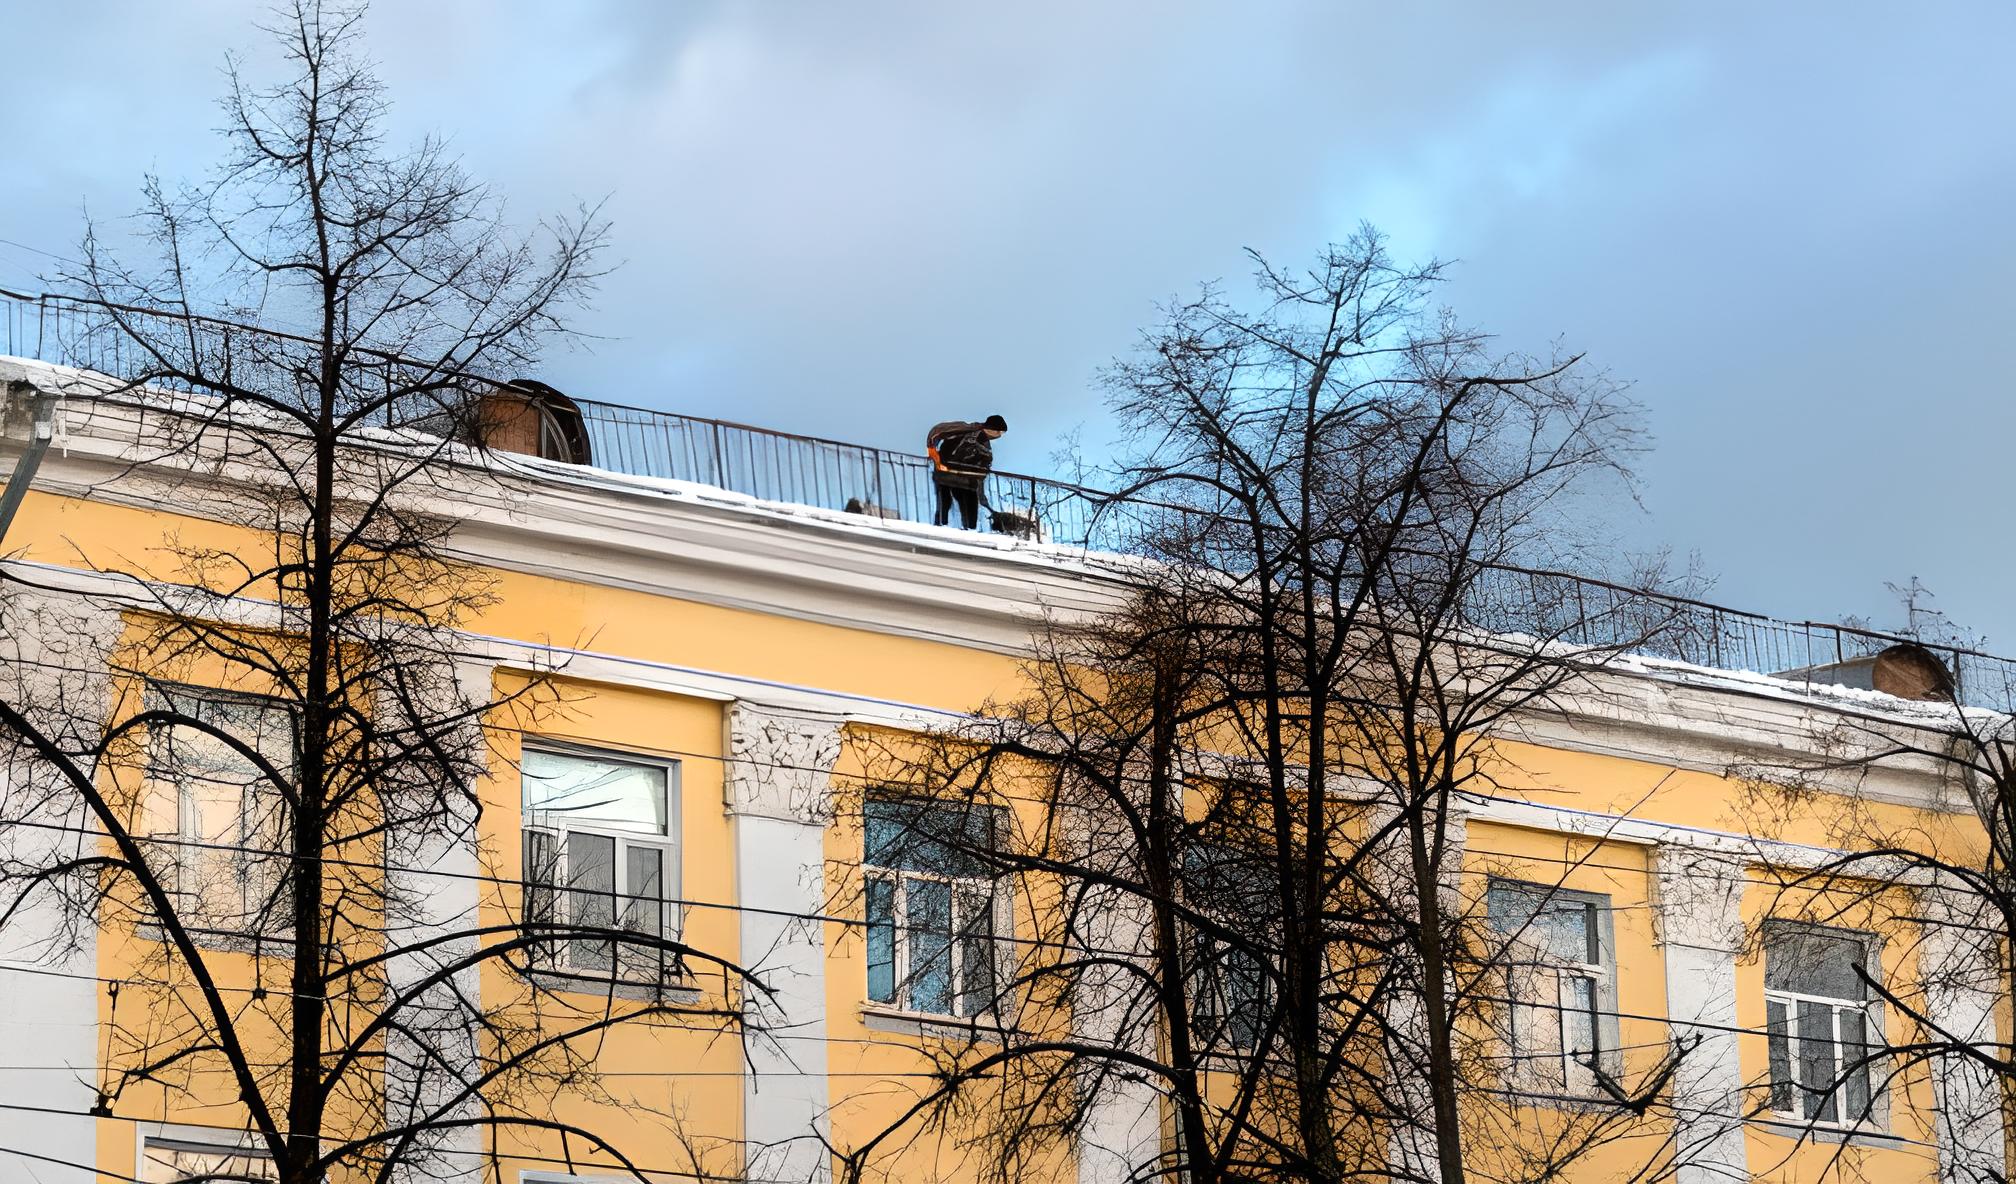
[0,381,57,547]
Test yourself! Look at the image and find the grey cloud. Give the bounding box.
[3,1,2011,643]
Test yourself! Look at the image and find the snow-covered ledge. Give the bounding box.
[1653,847,1750,1184]
[726,702,845,1184]
[1919,885,2008,1184]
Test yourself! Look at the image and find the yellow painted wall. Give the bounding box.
[9,483,1989,1184]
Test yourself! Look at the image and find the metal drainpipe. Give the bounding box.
[0,384,59,547]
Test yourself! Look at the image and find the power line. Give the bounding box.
[0,1139,149,1184]
[0,236,80,267]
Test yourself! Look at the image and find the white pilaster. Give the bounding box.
[1073,882,1163,1184]
[380,657,491,1184]
[1652,847,1750,1184]
[1919,884,2008,1184]
[1371,795,1469,1182]
[0,584,118,1183]
[727,702,844,1184]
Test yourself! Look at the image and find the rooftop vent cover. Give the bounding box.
[472,379,592,466]
[1772,642,1955,702]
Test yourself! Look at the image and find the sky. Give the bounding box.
[4,1,2013,647]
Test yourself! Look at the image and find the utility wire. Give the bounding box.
[0,808,1811,980]
[0,236,81,267]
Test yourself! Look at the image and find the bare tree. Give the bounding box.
[0,5,764,1183]
[824,233,1696,1184]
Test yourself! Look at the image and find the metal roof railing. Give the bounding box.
[567,399,1116,545]
[6,285,2013,710]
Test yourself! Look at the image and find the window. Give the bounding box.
[863,797,1005,1018]
[1185,844,1272,1052]
[1486,879,1620,1096]
[1765,923,1883,1127]
[140,1137,277,1183]
[521,746,679,983]
[144,685,297,938]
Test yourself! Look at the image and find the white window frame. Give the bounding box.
[143,683,297,941]
[865,866,1006,1019]
[1764,922,1885,1130]
[520,742,681,985]
[1487,878,1621,1098]
[863,799,1007,1020]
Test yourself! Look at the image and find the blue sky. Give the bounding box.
[4,2,2013,645]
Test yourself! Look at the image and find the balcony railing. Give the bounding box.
[6,286,2013,710]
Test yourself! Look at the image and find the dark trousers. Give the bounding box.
[934,482,980,529]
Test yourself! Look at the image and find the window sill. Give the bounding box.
[859,1004,1014,1043]
[524,966,703,1006]
[1495,1080,1635,1114]
[1193,1047,1265,1070]
[1758,1116,1897,1147]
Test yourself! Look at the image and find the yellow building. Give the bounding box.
[0,350,2003,1184]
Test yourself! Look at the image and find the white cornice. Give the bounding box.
[10,382,1142,654]
[1499,667,1966,809]
[441,467,1137,654]
[1,374,1985,815]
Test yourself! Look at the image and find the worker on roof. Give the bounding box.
[925,414,1007,530]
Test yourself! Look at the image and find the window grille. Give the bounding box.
[144,685,297,939]
[521,745,679,983]
[1764,923,1883,1127]
[862,797,1005,1018]
[1486,879,1620,1096]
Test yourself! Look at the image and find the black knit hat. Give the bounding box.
[984,414,1007,432]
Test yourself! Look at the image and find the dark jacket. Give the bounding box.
[926,420,994,490]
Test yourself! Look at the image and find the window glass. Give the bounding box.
[907,878,954,1015]
[1765,927,1868,1000]
[145,686,296,936]
[864,798,995,878]
[955,886,996,1017]
[1796,999,1839,1123]
[519,746,678,983]
[152,687,297,783]
[626,847,664,932]
[1185,844,1272,915]
[1184,845,1272,1051]
[1766,999,1794,1112]
[1763,923,1882,1126]
[1840,1009,1873,1116]
[1485,878,1618,1095]
[522,749,668,836]
[1486,881,1597,965]
[866,879,897,1003]
[1563,975,1598,1064]
[568,832,617,971]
